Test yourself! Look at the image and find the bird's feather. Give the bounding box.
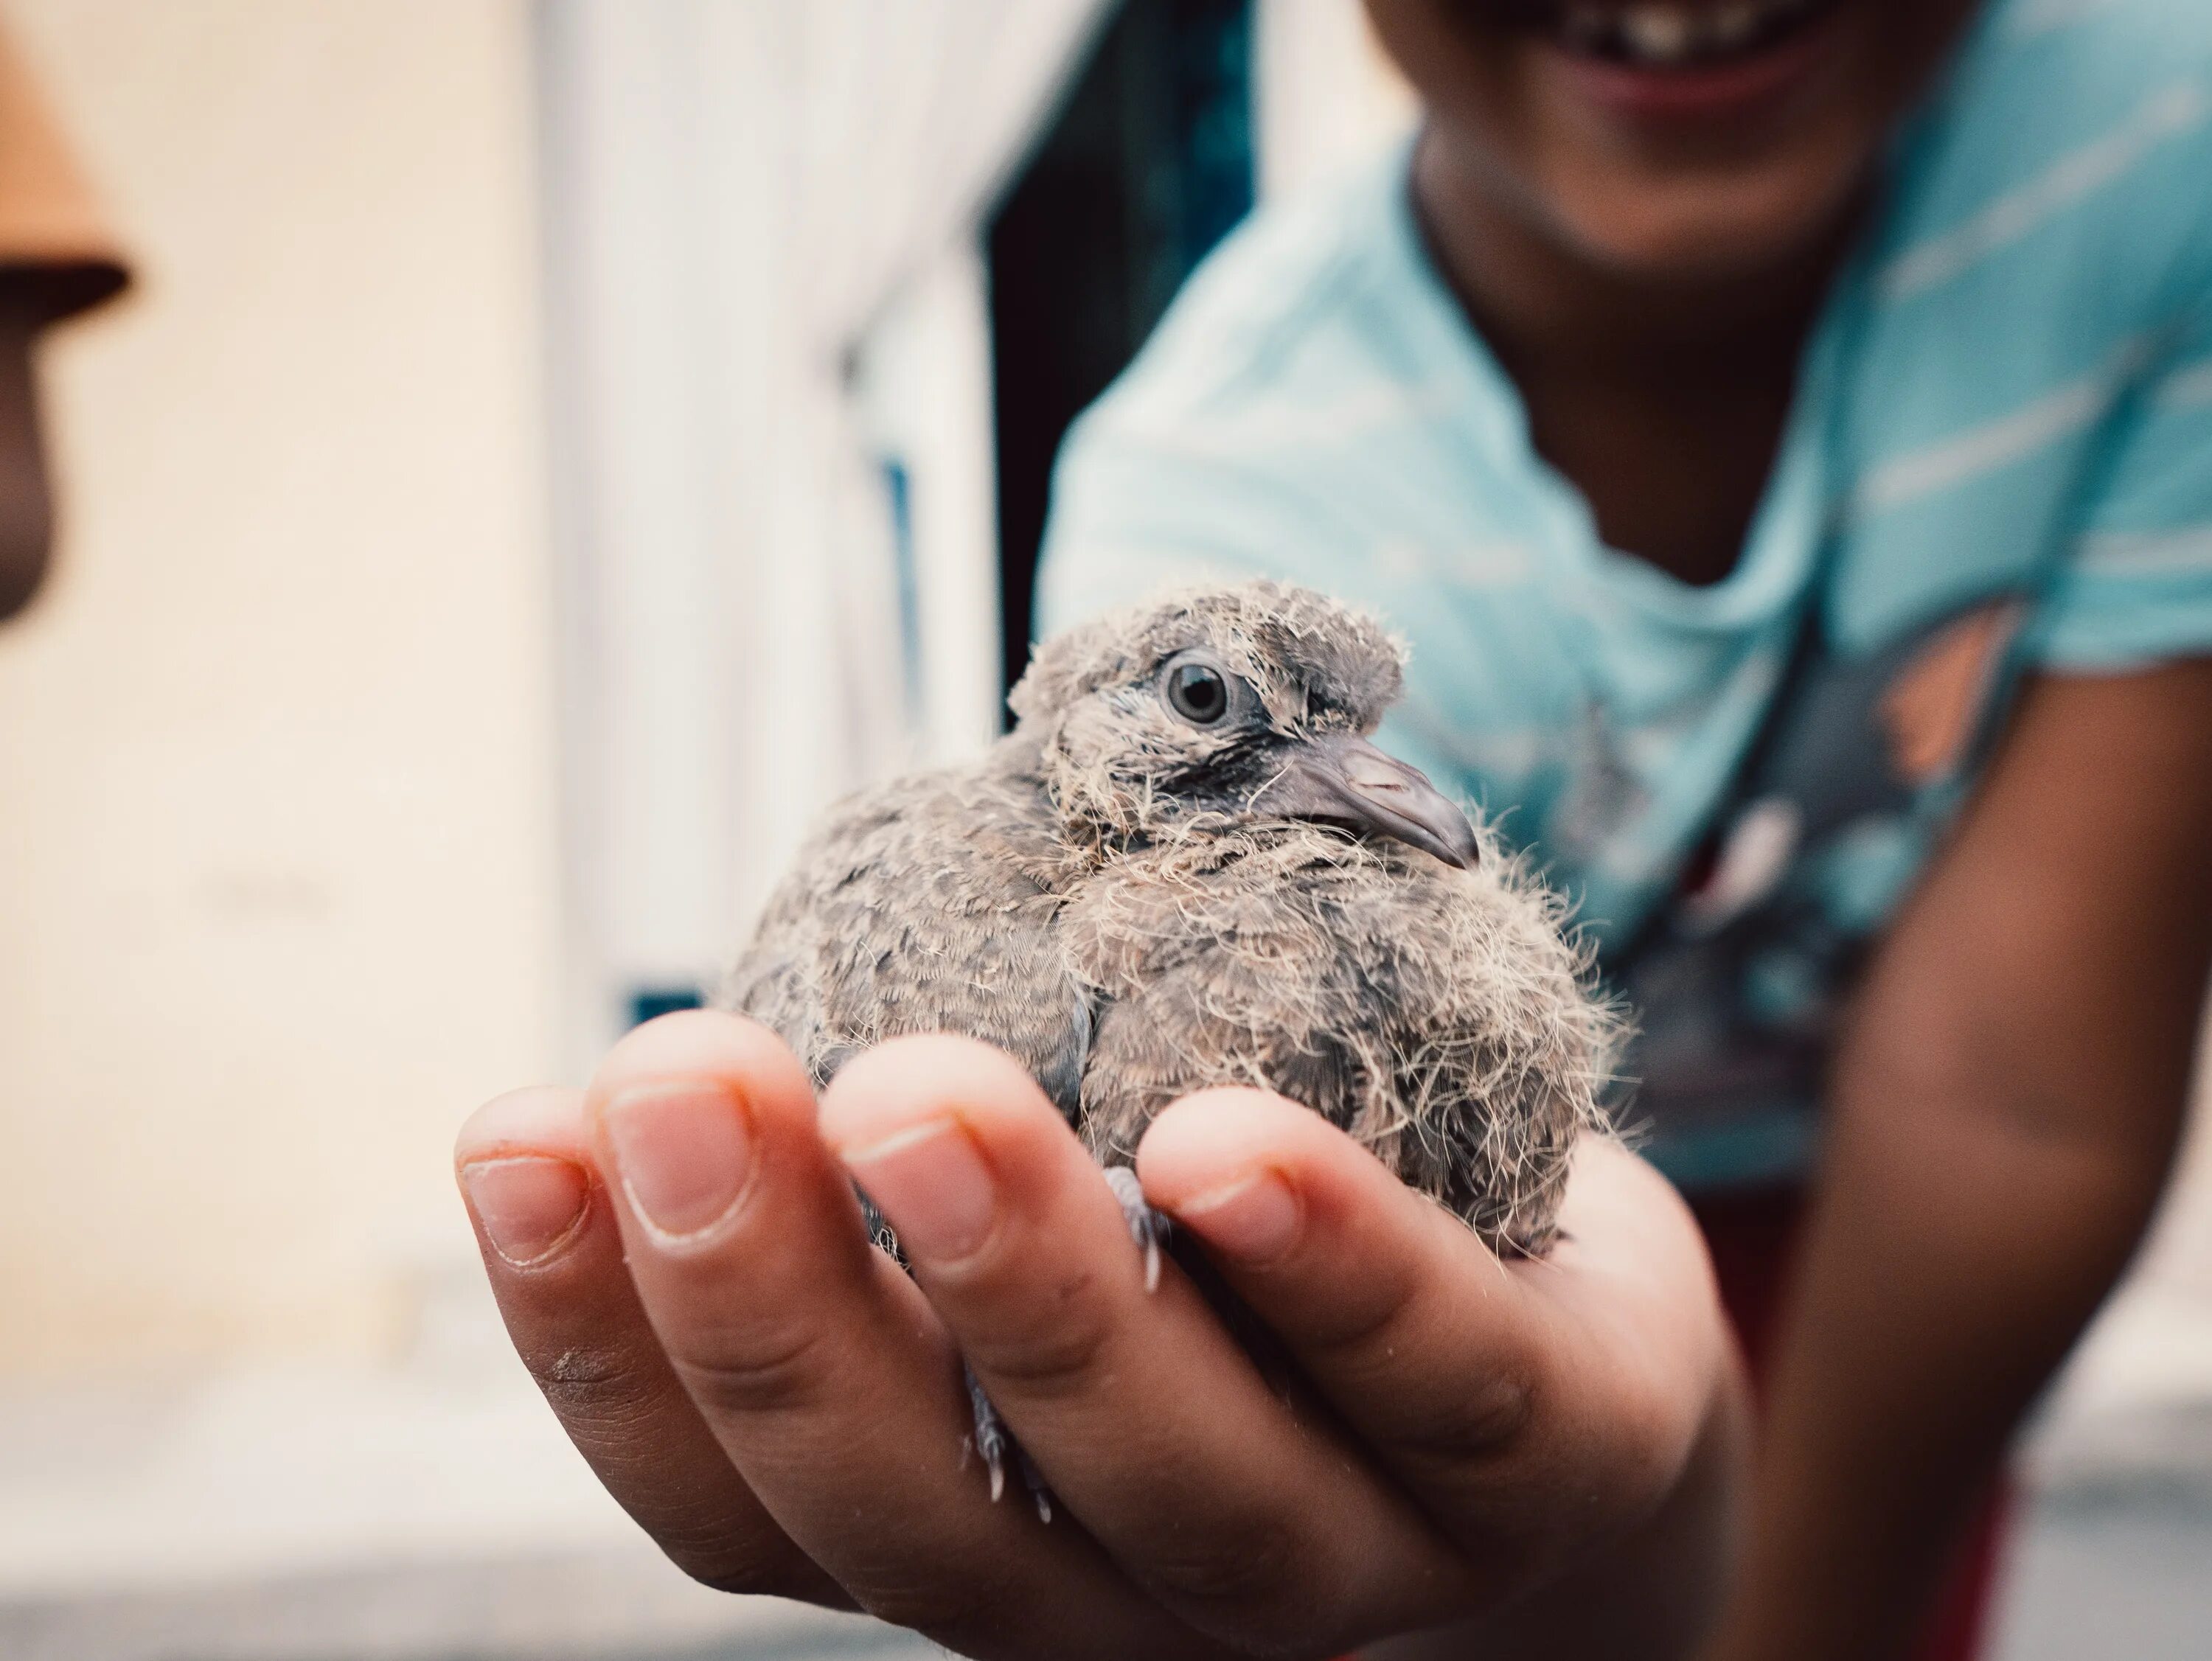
[723,742,1097,1127]
[720,582,1620,1257]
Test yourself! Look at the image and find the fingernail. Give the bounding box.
[602,1082,754,1240]
[461,1156,591,1267]
[839,1119,995,1262]
[1172,1171,1299,1263]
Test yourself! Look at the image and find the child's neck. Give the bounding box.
[1410,128,1862,588]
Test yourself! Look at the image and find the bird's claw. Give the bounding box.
[967,1363,1010,1502]
[1103,1164,1169,1292]
[967,1362,1053,1520]
[1020,1448,1052,1523]
[958,1169,1166,1522]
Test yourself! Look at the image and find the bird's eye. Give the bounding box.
[1164,661,1231,725]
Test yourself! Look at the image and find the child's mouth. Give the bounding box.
[1503,0,1846,72]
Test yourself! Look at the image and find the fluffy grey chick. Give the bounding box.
[727,579,1612,1246]
[721,582,1615,1492]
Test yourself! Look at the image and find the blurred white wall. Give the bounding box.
[1254,0,1413,202]
[0,0,557,1375]
[536,0,1106,1058]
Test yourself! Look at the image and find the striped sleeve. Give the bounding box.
[2034,295,2212,669]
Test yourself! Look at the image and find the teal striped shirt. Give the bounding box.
[1036,0,2212,1189]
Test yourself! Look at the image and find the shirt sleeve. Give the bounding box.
[2032,295,2212,670]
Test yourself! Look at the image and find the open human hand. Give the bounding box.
[455,1010,1735,1660]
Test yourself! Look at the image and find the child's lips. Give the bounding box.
[1533,1,1854,128]
[1484,0,1846,69]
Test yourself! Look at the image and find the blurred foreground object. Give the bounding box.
[0,11,127,621]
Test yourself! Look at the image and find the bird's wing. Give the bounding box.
[1060,837,1369,1165]
[719,759,1094,1124]
[1068,832,1610,1254]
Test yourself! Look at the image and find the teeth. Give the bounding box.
[1553,0,1826,69]
[1619,5,1696,63]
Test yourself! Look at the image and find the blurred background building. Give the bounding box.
[0,2,2204,1657]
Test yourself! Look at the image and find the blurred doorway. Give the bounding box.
[987,0,1254,700]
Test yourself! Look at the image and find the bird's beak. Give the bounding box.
[1251,732,1478,869]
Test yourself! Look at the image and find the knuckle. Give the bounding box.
[1142,1511,1318,1642]
[1383,1369,1537,1483]
[522,1340,646,1421]
[669,1547,785,1600]
[666,1536,855,1611]
[853,1572,1003,1643]
[963,1274,1117,1400]
[1301,1262,1422,1362]
[669,1319,838,1419]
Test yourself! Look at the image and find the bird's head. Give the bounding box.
[1008,582,1478,869]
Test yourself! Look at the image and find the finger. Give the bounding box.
[1136,1092,1721,1578]
[818,1037,1461,1654]
[454,1086,843,1604]
[584,1012,1219,1661]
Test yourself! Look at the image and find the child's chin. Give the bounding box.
[1539,148,1877,282]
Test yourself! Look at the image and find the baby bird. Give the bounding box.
[721,582,1614,1496]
